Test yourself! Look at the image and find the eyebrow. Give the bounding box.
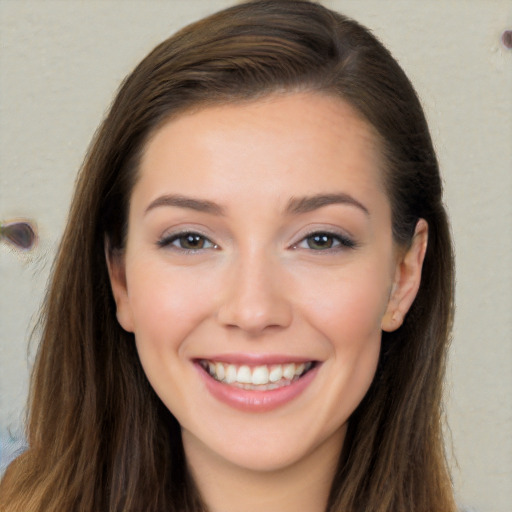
[285,193,369,216]
[144,192,369,217]
[144,194,225,216]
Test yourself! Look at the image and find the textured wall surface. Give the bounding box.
[1,1,511,510]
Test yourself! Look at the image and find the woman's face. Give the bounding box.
[109,92,424,475]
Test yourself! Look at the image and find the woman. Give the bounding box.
[0,1,456,510]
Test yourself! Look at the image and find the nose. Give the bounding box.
[216,250,293,335]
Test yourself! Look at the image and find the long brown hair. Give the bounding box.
[0,1,456,511]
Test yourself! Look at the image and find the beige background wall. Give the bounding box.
[1,1,511,510]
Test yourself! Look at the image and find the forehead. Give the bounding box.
[135,92,386,211]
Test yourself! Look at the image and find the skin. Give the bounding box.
[108,92,427,512]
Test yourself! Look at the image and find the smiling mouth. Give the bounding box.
[197,360,316,391]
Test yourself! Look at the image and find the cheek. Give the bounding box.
[126,262,217,353]
[297,263,391,344]
[301,264,389,416]
[126,264,219,414]
[285,264,388,437]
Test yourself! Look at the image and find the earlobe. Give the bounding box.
[105,242,135,333]
[381,219,428,332]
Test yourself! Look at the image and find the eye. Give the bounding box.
[158,232,217,251]
[296,231,356,251]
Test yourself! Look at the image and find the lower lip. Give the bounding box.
[196,363,319,412]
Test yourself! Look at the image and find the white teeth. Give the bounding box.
[252,366,269,385]
[201,360,313,388]
[237,365,252,384]
[215,362,225,381]
[268,365,283,383]
[225,364,237,383]
[283,363,296,380]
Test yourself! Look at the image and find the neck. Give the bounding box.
[182,427,344,512]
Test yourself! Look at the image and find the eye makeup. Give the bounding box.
[293,230,357,251]
[156,230,218,252]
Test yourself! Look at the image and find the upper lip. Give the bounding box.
[194,353,317,365]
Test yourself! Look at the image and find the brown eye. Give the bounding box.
[158,231,216,251]
[178,233,208,250]
[294,231,356,251]
[307,233,335,250]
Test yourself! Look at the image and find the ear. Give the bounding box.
[105,241,135,333]
[381,219,428,332]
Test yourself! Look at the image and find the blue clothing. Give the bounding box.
[0,431,26,477]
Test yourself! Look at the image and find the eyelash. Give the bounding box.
[157,230,356,253]
[157,231,218,252]
[294,231,357,252]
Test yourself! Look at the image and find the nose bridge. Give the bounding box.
[217,244,292,334]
